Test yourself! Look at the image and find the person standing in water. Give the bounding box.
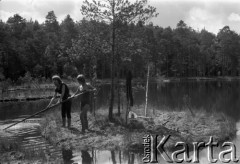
[72,74,96,134]
[47,75,72,128]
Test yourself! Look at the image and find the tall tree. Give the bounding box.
[7,14,26,39]
[60,15,78,48]
[44,11,61,77]
[45,11,59,33]
[59,15,78,77]
[81,0,158,121]
[67,19,111,77]
[215,26,240,76]
[199,29,215,76]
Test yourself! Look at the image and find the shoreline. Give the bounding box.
[1,76,240,90]
[1,77,240,102]
[40,106,236,152]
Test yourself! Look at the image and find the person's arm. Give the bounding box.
[71,86,81,97]
[47,92,57,108]
[87,84,98,97]
[87,83,96,91]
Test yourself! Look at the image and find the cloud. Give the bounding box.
[31,0,76,18]
[228,13,240,22]
[185,7,224,34]
[0,0,83,23]
[183,1,240,34]
[149,0,203,29]
[1,0,240,34]
[0,10,12,20]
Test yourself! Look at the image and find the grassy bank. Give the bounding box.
[40,105,236,152]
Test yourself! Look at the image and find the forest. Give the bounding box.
[1,6,240,84]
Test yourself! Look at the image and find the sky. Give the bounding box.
[1,0,240,34]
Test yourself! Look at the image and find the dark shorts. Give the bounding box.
[61,99,72,119]
[81,101,89,108]
[81,100,93,113]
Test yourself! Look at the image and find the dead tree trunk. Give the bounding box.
[126,70,133,124]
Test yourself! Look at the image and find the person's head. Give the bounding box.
[52,75,62,87]
[77,74,85,85]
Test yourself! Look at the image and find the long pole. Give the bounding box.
[3,92,85,131]
[145,63,150,117]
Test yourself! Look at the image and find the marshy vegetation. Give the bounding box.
[39,98,236,152]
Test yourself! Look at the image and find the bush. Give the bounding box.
[40,77,46,83]
[22,71,32,83]
[63,63,78,77]
[46,78,51,83]
[0,72,5,81]
[33,64,44,77]
[0,67,5,81]
[0,78,12,91]
[18,71,33,87]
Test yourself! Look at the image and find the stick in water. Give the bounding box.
[3,92,85,131]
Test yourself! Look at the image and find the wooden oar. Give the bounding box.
[3,92,85,131]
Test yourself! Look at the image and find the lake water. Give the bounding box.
[0,80,240,163]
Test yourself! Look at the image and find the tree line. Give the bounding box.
[1,4,240,84]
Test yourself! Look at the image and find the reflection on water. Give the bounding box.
[59,144,240,164]
[70,150,143,164]
[0,80,240,163]
[134,80,240,120]
[0,100,49,120]
[98,80,240,119]
[0,88,54,100]
[62,148,74,164]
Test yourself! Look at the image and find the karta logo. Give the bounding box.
[143,135,239,163]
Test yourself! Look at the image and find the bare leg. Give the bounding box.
[80,104,89,133]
